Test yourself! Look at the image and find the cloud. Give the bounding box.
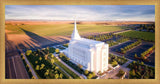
[5,5,155,21]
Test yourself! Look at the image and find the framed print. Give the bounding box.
[0,0,160,84]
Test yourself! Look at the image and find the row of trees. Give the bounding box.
[84,70,96,79]
[21,53,35,79]
[116,38,129,43]
[120,40,142,54]
[138,24,155,32]
[87,33,114,41]
[141,45,155,60]
[25,48,69,79]
[134,45,155,61]
[41,48,81,79]
[106,37,129,47]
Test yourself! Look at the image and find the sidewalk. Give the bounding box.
[48,57,73,79]
[56,56,86,79]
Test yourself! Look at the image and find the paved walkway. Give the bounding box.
[23,53,38,79]
[48,57,73,79]
[55,55,86,79]
[101,59,132,79]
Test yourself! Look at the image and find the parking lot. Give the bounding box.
[110,41,155,66]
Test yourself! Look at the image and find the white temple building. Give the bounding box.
[64,20,109,73]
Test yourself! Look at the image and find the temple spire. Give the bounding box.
[71,20,81,40]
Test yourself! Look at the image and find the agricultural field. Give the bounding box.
[118,30,155,42]
[5,24,128,36]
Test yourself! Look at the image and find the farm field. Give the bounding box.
[5,24,128,36]
[118,30,155,42]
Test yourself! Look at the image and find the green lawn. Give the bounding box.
[118,30,155,42]
[5,24,128,36]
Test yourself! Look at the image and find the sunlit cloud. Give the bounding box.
[5,5,155,21]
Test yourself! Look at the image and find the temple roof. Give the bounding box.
[70,19,106,48]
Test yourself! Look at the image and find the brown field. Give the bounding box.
[6,20,154,25]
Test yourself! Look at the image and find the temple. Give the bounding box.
[65,20,109,73]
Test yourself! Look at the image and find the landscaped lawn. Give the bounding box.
[25,48,77,79]
[109,54,128,67]
[127,61,155,79]
[118,30,155,42]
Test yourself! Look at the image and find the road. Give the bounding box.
[22,53,38,79]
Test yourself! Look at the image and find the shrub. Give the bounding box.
[84,70,89,75]
[26,50,32,56]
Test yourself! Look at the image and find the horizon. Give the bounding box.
[5,5,155,21]
[5,19,155,22]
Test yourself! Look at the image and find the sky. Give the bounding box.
[5,5,155,21]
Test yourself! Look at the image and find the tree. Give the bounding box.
[141,61,144,65]
[26,50,32,56]
[28,69,32,73]
[21,53,23,57]
[55,74,59,79]
[122,56,125,59]
[51,54,54,58]
[55,66,59,70]
[134,54,138,58]
[133,61,136,64]
[84,70,89,75]
[78,64,83,69]
[36,65,40,70]
[112,61,118,67]
[51,59,54,64]
[87,73,93,79]
[40,64,45,70]
[45,55,48,60]
[98,71,102,75]
[60,73,63,79]
[55,48,59,53]
[22,56,25,60]
[132,70,136,76]
[92,72,96,77]
[39,57,42,61]
[32,76,36,79]
[26,64,29,68]
[67,58,70,60]
[118,59,121,63]
[35,61,38,64]
[44,70,49,76]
